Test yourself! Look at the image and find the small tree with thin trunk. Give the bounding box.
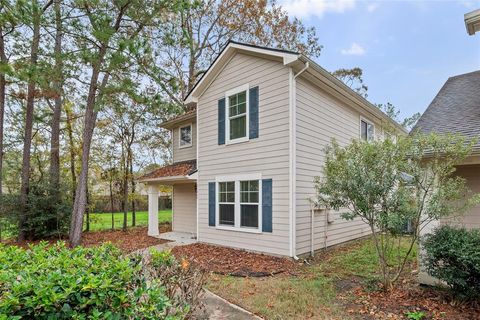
[314,133,480,290]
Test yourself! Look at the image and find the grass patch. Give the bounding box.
[316,237,417,278]
[85,210,172,232]
[206,237,417,320]
[207,274,346,320]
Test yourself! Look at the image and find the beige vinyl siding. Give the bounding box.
[172,183,197,234]
[172,121,196,163]
[440,164,480,229]
[197,52,291,256]
[295,75,376,255]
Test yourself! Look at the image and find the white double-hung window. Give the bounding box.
[360,118,375,141]
[225,84,249,144]
[216,174,261,232]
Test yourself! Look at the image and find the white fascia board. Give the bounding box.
[139,175,189,183]
[184,42,300,104]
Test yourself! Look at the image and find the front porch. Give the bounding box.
[157,231,197,244]
[139,160,198,239]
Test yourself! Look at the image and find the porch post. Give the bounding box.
[147,185,160,236]
[418,218,441,285]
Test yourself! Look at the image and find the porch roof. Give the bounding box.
[160,107,196,130]
[138,160,197,183]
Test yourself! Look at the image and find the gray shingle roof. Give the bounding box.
[412,70,480,151]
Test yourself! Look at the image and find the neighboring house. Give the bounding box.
[414,70,480,284]
[465,9,480,35]
[416,10,480,284]
[139,41,405,257]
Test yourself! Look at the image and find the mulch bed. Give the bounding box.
[344,285,480,320]
[3,223,172,253]
[338,271,480,320]
[171,243,299,277]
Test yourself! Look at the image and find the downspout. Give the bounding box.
[196,111,199,241]
[310,201,315,257]
[324,209,328,249]
[289,61,309,259]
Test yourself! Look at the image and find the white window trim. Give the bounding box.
[178,123,193,149]
[360,116,375,141]
[225,83,250,145]
[215,173,262,234]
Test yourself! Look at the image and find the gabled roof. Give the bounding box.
[184,41,300,104]
[184,41,407,134]
[412,70,480,152]
[138,160,197,182]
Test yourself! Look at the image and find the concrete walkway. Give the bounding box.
[201,289,262,320]
[140,241,262,319]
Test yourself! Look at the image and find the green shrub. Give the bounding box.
[149,249,206,318]
[0,242,185,319]
[0,182,72,240]
[422,226,480,300]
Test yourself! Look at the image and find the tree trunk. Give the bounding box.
[69,2,127,247]
[129,154,135,227]
[85,184,90,232]
[19,3,41,241]
[128,129,135,227]
[69,65,108,246]
[65,103,77,202]
[109,174,114,230]
[46,0,63,233]
[49,0,62,197]
[122,143,128,231]
[0,27,6,197]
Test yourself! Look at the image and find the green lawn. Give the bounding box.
[85,210,172,232]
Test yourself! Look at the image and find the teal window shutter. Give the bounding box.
[208,182,216,226]
[262,179,272,232]
[249,86,259,139]
[218,98,225,145]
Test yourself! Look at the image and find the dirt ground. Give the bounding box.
[3,223,172,253]
[172,243,299,277]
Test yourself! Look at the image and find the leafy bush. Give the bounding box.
[148,249,206,318]
[406,311,426,320]
[0,182,72,240]
[422,226,480,300]
[0,242,188,319]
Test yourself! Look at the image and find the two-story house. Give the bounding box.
[139,41,405,257]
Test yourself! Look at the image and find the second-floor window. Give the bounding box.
[179,124,192,148]
[360,118,375,141]
[226,84,249,144]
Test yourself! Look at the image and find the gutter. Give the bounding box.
[299,56,408,135]
[138,175,188,183]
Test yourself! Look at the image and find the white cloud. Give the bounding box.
[460,1,477,9]
[279,0,356,19]
[341,43,366,56]
[366,3,379,12]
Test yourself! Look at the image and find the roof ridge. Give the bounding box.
[227,40,300,55]
[447,69,480,81]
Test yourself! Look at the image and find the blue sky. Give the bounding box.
[280,0,480,120]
